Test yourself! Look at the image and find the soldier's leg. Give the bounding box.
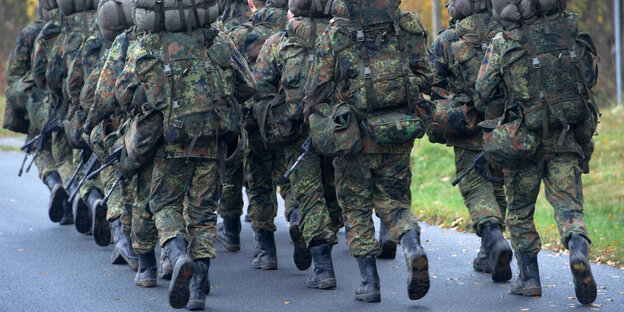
[131,165,159,287]
[216,155,244,252]
[321,155,343,235]
[36,140,68,224]
[454,147,511,281]
[505,158,543,297]
[34,141,56,181]
[108,178,138,271]
[51,131,75,224]
[543,153,596,304]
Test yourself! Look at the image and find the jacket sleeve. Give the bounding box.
[303,27,337,119]
[225,33,257,105]
[476,36,505,118]
[253,33,282,104]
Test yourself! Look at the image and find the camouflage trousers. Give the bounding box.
[149,152,221,260]
[503,152,590,255]
[51,130,75,185]
[334,152,421,257]
[33,138,57,181]
[217,146,245,220]
[72,149,103,201]
[454,147,507,236]
[290,148,342,247]
[130,162,158,255]
[102,166,133,236]
[244,131,296,233]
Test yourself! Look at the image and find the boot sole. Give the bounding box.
[135,278,157,288]
[187,299,206,311]
[490,242,513,282]
[251,260,278,270]
[510,286,542,297]
[305,278,337,290]
[169,260,195,309]
[378,240,397,259]
[216,234,241,252]
[49,186,68,223]
[59,201,74,225]
[407,253,430,300]
[92,200,111,246]
[356,293,381,302]
[289,223,312,271]
[73,196,92,234]
[473,259,492,273]
[571,256,597,304]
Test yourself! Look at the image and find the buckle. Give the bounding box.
[570,51,579,62]
[577,82,586,94]
[364,67,372,79]
[308,54,315,63]
[171,119,184,128]
[539,90,546,102]
[172,100,180,109]
[164,64,172,76]
[204,61,212,72]
[356,30,364,42]
[532,57,541,69]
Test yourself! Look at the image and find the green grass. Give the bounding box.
[411,109,624,268]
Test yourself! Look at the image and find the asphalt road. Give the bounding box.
[0,150,622,311]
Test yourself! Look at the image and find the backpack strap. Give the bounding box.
[176,0,190,34]
[115,0,129,29]
[519,27,549,140]
[351,0,376,113]
[394,12,415,115]
[154,0,165,33]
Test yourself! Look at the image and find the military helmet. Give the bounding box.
[288,0,332,17]
[446,0,489,20]
[98,0,134,41]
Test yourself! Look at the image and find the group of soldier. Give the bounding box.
[4,0,600,310]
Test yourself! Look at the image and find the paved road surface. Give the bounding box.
[0,150,622,311]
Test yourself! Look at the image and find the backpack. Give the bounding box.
[58,0,98,16]
[500,13,599,141]
[134,0,219,33]
[3,72,35,134]
[134,29,240,156]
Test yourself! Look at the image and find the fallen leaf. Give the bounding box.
[431,275,438,279]
[448,277,458,280]
[392,266,399,269]
[568,297,577,300]
[472,282,487,286]
[607,299,614,302]
[17,248,24,252]
[113,298,120,301]
[521,308,531,311]
[618,292,624,295]
[441,177,450,182]
[544,285,556,288]
[283,302,291,305]
[600,286,607,289]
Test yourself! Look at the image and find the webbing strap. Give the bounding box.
[154,0,164,33]
[190,0,202,32]
[394,9,415,114]
[176,0,189,34]
[351,0,376,113]
[115,0,128,29]
[520,28,549,139]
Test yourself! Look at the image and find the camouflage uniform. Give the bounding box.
[117,28,256,260]
[228,6,289,233]
[220,0,252,33]
[429,13,507,236]
[476,13,594,255]
[304,10,432,257]
[254,16,343,247]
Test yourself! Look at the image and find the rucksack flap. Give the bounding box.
[364,112,425,145]
[26,87,50,133]
[309,103,362,157]
[480,109,540,168]
[58,0,98,16]
[134,0,219,33]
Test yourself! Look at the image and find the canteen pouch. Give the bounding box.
[480,109,540,168]
[365,112,425,145]
[309,103,362,157]
[124,109,164,168]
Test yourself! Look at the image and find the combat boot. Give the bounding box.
[135,250,157,288]
[473,238,491,273]
[159,248,173,280]
[251,231,277,270]
[187,259,210,311]
[305,241,337,289]
[481,222,512,282]
[568,234,597,304]
[45,172,68,223]
[59,199,74,225]
[355,255,381,302]
[510,253,542,297]
[289,208,311,271]
[400,230,430,300]
[377,222,397,259]
[110,218,139,271]
[163,235,195,309]
[216,217,241,252]
[72,193,92,234]
[87,189,109,246]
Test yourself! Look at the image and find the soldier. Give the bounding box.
[221,0,289,269]
[428,0,511,282]
[253,0,342,284]
[304,0,432,302]
[477,0,598,304]
[117,0,256,308]
[220,0,253,33]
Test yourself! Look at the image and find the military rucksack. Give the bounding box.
[500,13,599,141]
[134,29,240,157]
[97,0,134,41]
[133,0,219,33]
[58,0,98,16]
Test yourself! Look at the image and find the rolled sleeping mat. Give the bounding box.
[288,0,332,18]
[58,0,98,15]
[98,0,134,41]
[446,0,489,20]
[133,0,220,33]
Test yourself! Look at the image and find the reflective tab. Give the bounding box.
[364,67,372,79]
[171,119,184,128]
[532,57,541,69]
[356,30,364,42]
[577,82,586,94]
[164,64,172,76]
[308,54,314,63]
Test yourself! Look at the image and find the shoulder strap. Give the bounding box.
[519,27,550,140]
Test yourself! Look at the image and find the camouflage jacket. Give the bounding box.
[429,25,460,94]
[229,7,288,67]
[476,13,590,154]
[32,9,61,91]
[220,1,252,34]
[116,28,256,159]
[303,10,432,154]
[254,17,331,124]
[7,20,44,84]
[87,26,143,133]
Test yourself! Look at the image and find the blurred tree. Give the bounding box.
[0,0,38,90]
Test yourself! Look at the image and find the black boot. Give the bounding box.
[159,248,173,280]
[135,250,157,288]
[568,234,597,305]
[510,253,542,297]
[251,231,277,270]
[73,193,92,234]
[110,218,139,271]
[377,222,397,259]
[216,217,241,252]
[87,189,109,246]
[355,255,381,302]
[44,172,68,223]
[59,199,74,225]
[400,230,430,300]
[472,238,491,273]
[163,235,195,309]
[305,241,337,289]
[289,208,311,271]
[481,222,512,282]
[188,259,210,311]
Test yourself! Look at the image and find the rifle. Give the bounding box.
[21,116,61,174]
[87,146,123,181]
[68,151,101,203]
[284,136,313,179]
[18,135,31,177]
[452,151,504,187]
[98,171,125,208]
[66,148,91,190]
